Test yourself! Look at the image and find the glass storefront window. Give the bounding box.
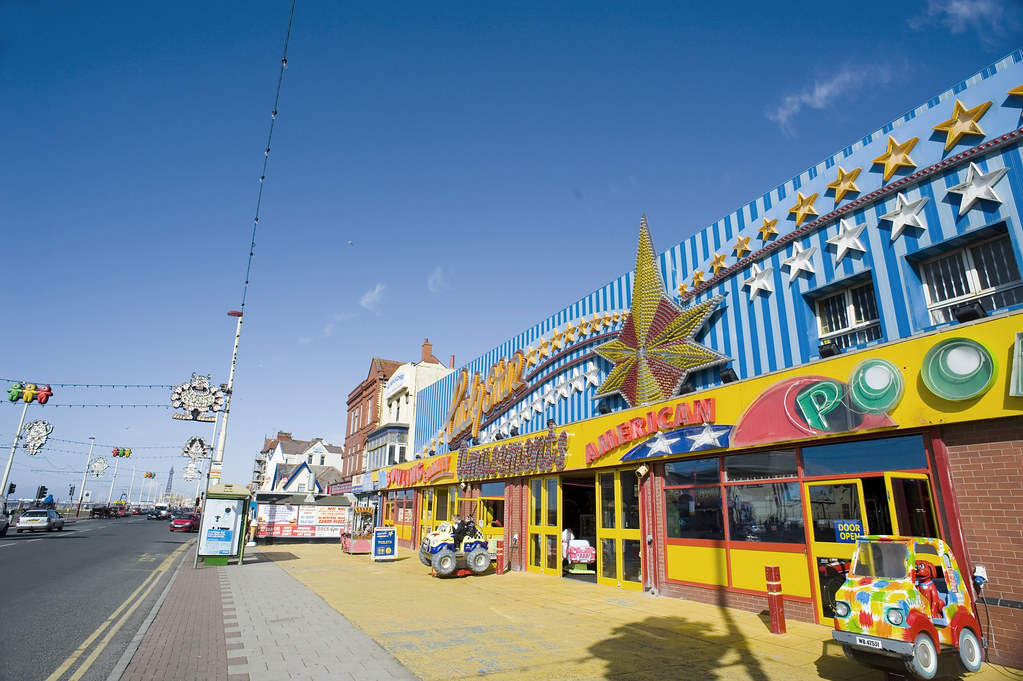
[531,479,542,526]
[725,450,797,481]
[808,482,861,543]
[726,482,804,543]
[601,538,617,579]
[436,487,449,522]
[600,473,616,529]
[621,475,640,530]
[802,435,926,476]
[623,539,642,583]
[545,478,558,526]
[481,498,504,527]
[665,487,724,540]
[664,457,720,486]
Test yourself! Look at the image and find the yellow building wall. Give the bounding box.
[728,548,811,597]
[665,544,728,586]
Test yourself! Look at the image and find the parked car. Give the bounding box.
[832,535,983,680]
[169,513,200,532]
[16,508,64,532]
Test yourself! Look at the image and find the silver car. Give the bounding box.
[16,509,64,532]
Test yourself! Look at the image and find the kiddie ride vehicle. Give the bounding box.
[419,518,491,577]
[832,535,984,680]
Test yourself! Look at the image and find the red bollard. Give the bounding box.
[766,565,786,634]
[495,537,505,575]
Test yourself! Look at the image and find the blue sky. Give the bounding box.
[2,0,1021,503]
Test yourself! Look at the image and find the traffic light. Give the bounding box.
[111,448,132,457]
[69,485,75,497]
[6,483,14,495]
[36,485,48,498]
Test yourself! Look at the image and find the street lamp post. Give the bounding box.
[76,437,96,517]
[213,310,243,476]
[0,401,30,501]
[106,458,119,505]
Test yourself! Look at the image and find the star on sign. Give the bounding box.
[872,135,919,182]
[733,236,752,259]
[947,162,1010,216]
[780,242,817,283]
[743,263,774,299]
[826,166,861,204]
[691,270,706,286]
[827,218,867,263]
[757,217,778,241]
[710,253,728,275]
[647,431,681,456]
[787,191,819,226]
[687,424,726,450]
[933,99,992,152]
[880,193,929,241]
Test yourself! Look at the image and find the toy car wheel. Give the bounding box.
[419,549,432,567]
[957,628,983,673]
[467,547,490,574]
[906,632,938,680]
[431,548,457,576]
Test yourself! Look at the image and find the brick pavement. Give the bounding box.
[119,554,229,681]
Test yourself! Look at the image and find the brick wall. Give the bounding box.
[940,416,1023,669]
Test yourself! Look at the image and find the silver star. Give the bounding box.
[881,193,929,241]
[827,218,867,263]
[687,424,726,450]
[557,380,573,399]
[543,386,558,406]
[743,263,774,299]
[584,365,601,388]
[948,162,1009,216]
[780,242,817,283]
[647,431,681,456]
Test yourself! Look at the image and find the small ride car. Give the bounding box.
[832,535,983,680]
[418,517,491,576]
[169,512,200,532]
[16,508,65,533]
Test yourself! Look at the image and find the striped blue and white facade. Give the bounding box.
[413,50,1023,456]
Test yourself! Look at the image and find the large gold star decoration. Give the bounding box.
[872,135,919,182]
[933,99,992,151]
[757,217,778,241]
[787,191,819,226]
[732,236,751,259]
[710,253,728,275]
[691,270,706,286]
[677,282,688,297]
[595,216,729,408]
[826,166,861,204]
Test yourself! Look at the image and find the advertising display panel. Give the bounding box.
[255,503,348,538]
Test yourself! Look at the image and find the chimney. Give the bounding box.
[278,431,292,441]
[450,354,455,368]
[421,338,433,363]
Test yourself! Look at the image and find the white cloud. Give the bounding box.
[360,283,386,312]
[909,0,1022,43]
[766,65,893,134]
[297,313,353,346]
[427,266,451,293]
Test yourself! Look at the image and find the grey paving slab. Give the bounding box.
[222,553,417,681]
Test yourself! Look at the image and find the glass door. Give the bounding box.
[804,479,866,620]
[527,476,561,576]
[595,469,643,590]
[884,473,939,537]
[418,488,434,543]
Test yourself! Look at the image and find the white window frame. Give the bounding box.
[815,280,882,350]
[919,233,1023,324]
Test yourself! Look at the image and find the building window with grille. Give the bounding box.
[815,280,882,349]
[919,233,1023,324]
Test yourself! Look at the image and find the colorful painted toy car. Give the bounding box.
[832,535,983,680]
[418,518,490,577]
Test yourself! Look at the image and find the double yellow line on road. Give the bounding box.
[45,541,191,681]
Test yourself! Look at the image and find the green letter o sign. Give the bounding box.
[921,338,996,401]
[850,358,904,413]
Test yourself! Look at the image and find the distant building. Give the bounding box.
[253,431,343,492]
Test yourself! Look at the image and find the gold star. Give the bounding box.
[604,312,616,327]
[550,329,565,351]
[872,136,919,182]
[691,270,705,286]
[757,218,778,241]
[677,282,688,296]
[710,253,728,275]
[933,99,992,152]
[524,345,539,367]
[732,236,751,259]
[564,321,578,343]
[610,312,622,324]
[578,316,593,335]
[826,166,861,204]
[537,336,552,358]
[1010,84,1023,97]
[787,191,819,226]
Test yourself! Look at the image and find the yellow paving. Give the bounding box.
[257,544,1022,681]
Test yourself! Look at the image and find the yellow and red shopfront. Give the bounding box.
[380,313,1022,626]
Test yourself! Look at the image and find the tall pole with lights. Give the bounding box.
[75,437,96,517]
[212,310,243,478]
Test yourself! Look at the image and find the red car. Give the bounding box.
[169,513,200,532]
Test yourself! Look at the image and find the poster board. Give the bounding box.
[198,498,245,556]
[372,526,396,561]
[255,504,349,538]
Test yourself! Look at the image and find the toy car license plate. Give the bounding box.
[856,636,883,649]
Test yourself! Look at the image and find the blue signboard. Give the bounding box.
[834,520,863,543]
[372,526,396,561]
